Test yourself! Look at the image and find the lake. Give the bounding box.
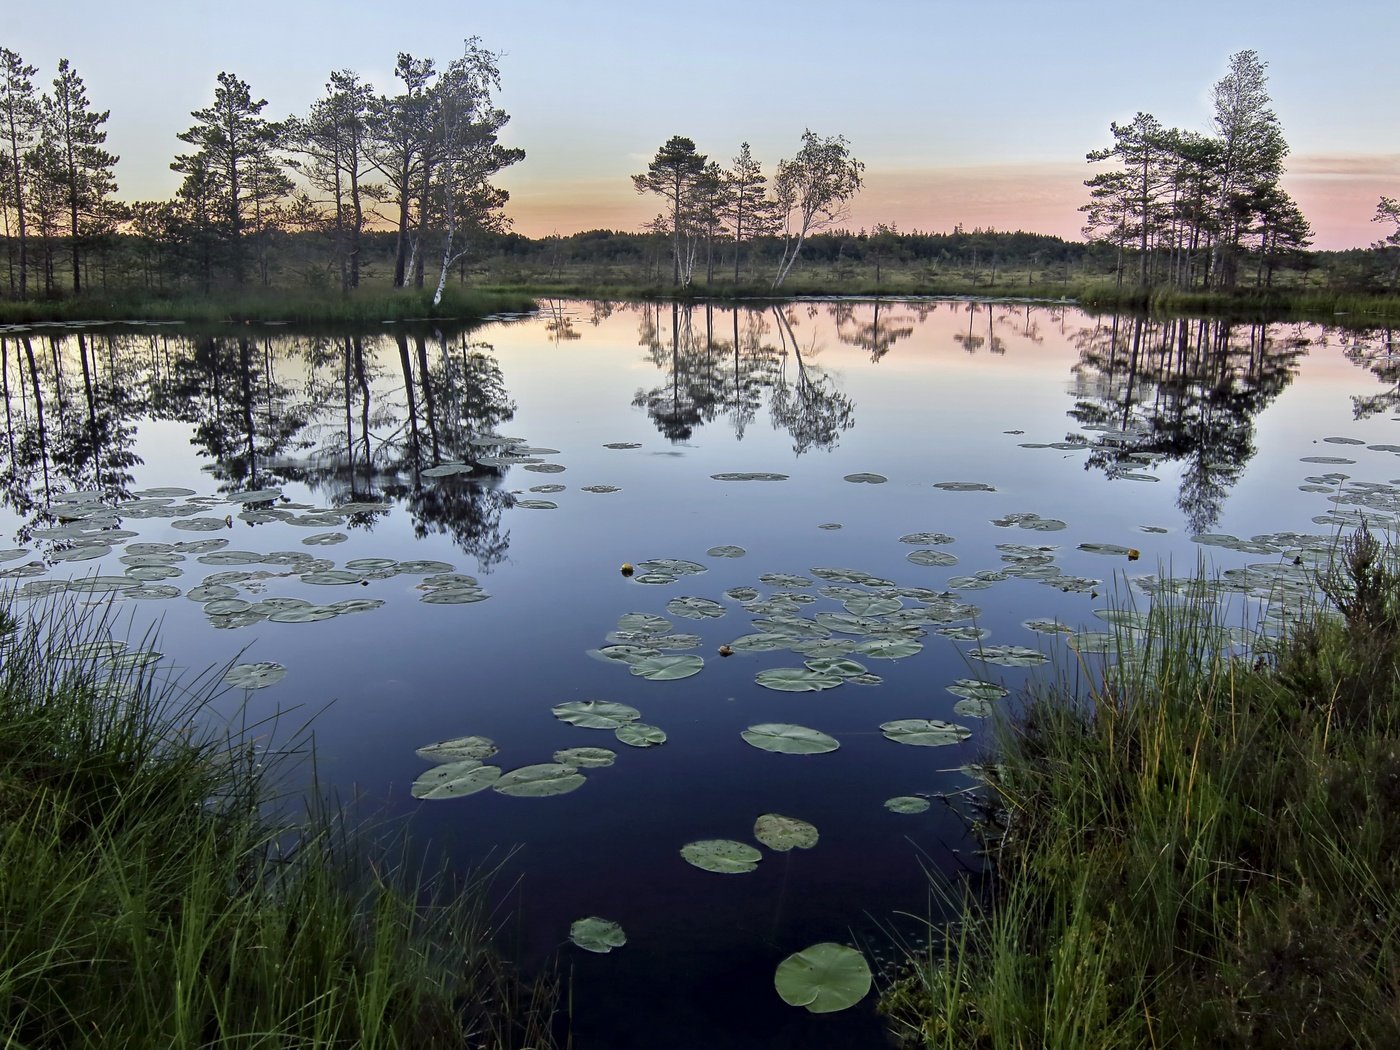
[1,299,1396,1047]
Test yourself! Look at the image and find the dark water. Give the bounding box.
[1,300,1396,1046]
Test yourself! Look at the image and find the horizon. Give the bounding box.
[9,0,1399,251]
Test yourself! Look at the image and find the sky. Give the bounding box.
[8,0,1399,249]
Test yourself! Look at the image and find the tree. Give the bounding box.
[172,72,291,285]
[771,131,864,288]
[1373,196,1400,290]
[725,142,774,283]
[1085,113,1171,286]
[632,136,707,286]
[40,59,117,293]
[365,54,437,288]
[0,48,39,299]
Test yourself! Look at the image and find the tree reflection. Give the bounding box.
[832,299,915,362]
[1067,313,1303,532]
[1337,326,1399,419]
[768,306,855,454]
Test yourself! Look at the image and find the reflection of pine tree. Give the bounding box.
[832,299,915,362]
[1341,327,1400,419]
[1068,313,1303,532]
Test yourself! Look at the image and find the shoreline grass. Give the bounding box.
[0,599,556,1049]
[880,527,1400,1048]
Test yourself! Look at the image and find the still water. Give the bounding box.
[1,299,1396,1047]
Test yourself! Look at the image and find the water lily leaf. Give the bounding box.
[327,598,385,615]
[759,573,813,587]
[707,545,746,558]
[420,589,490,604]
[880,719,971,747]
[1068,631,1116,654]
[817,522,843,530]
[711,472,789,481]
[395,559,455,575]
[224,661,286,690]
[570,917,626,953]
[51,544,111,562]
[172,517,230,532]
[680,839,762,874]
[932,481,995,492]
[884,796,931,814]
[125,565,181,581]
[228,488,282,503]
[421,463,471,478]
[493,763,586,797]
[725,587,761,602]
[106,650,163,670]
[906,549,959,567]
[937,625,989,641]
[603,442,641,449]
[411,761,502,799]
[553,747,616,768]
[515,500,557,509]
[1078,542,1133,556]
[581,485,620,493]
[589,644,663,666]
[615,722,667,747]
[629,654,703,680]
[636,558,707,578]
[666,596,726,620]
[728,632,793,653]
[953,697,997,718]
[842,596,901,617]
[616,613,672,636]
[299,570,363,586]
[417,735,499,762]
[1023,617,1072,636]
[755,667,844,693]
[853,637,924,659]
[741,723,840,755]
[553,700,642,729]
[524,463,566,473]
[774,943,871,1014]
[802,657,868,678]
[1094,608,1150,629]
[530,483,566,493]
[754,813,818,851]
[947,679,1008,701]
[843,473,887,484]
[129,584,181,600]
[971,645,1048,667]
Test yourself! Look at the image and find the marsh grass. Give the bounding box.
[882,532,1400,1048]
[0,599,556,1049]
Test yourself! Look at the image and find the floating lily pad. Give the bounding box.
[223,662,286,690]
[524,463,566,473]
[853,637,924,659]
[665,596,726,620]
[755,667,844,692]
[492,764,586,797]
[570,917,626,953]
[741,723,840,755]
[581,485,620,493]
[899,532,955,545]
[728,632,794,653]
[411,761,502,799]
[802,657,868,678]
[629,654,703,681]
[759,573,813,588]
[843,473,887,484]
[971,645,1048,667]
[933,481,995,492]
[615,722,667,747]
[884,796,931,814]
[707,545,746,558]
[396,560,455,575]
[299,570,363,586]
[530,484,566,493]
[947,679,1008,701]
[906,549,959,568]
[1077,543,1133,556]
[417,735,499,762]
[603,442,641,449]
[515,500,557,509]
[843,596,902,617]
[172,517,230,532]
[553,700,642,729]
[817,522,843,530]
[421,463,471,478]
[754,813,819,851]
[774,943,871,1014]
[553,747,616,768]
[680,839,762,874]
[880,719,971,746]
[711,472,789,481]
[954,697,997,718]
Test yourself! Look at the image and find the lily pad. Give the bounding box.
[553,700,642,729]
[223,661,286,690]
[302,532,347,546]
[417,735,499,762]
[710,472,789,481]
[530,484,566,493]
[1078,542,1134,556]
[603,442,642,449]
[617,613,672,635]
[947,679,1008,701]
[933,481,995,492]
[515,499,557,509]
[880,719,971,746]
[755,667,844,692]
[680,839,762,874]
[741,723,840,755]
[884,796,931,814]
[411,761,503,799]
[753,813,819,851]
[906,549,959,568]
[774,942,872,1014]
[706,545,746,558]
[581,485,620,493]
[493,763,586,797]
[853,637,924,659]
[629,654,704,681]
[843,472,887,484]
[665,596,727,620]
[553,747,616,768]
[802,657,868,678]
[971,645,1049,667]
[570,917,626,953]
[615,722,667,747]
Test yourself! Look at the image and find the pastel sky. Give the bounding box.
[9,0,1398,249]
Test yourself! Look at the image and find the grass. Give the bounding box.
[880,526,1400,1049]
[0,599,556,1049]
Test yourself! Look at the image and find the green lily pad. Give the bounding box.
[680,839,763,874]
[300,569,364,586]
[629,654,704,681]
[570,916,626,953]
[421,463,471,478]
[728,632,793,653]
[516,500,557,509]
[880,719,971,746]
[553,700,642,729]
[741,723,840,755]
[223,662,286,690]
[1078,542,1134,556]
[707,545,747,558]
[947,679,1008,701]
[755,667,844,692]
[802,658,868,678]
[553,747,616,768]
[411,761,502,799]
[172,517,229,532]
[617,613,673,635]
[530,484,566,493]
[302,532,347,546]
[907,549,959,567]
[853,637,924,659]
[711,472,789,481]
[269,607,338,623]
[524,463,565,473]
[493,763,586,797]
[843,472,887,484]
[417,735,499,762]
[817,522,843,530]
[884,796,931,814]
[953,697,997,718]
[759,573,813,587]
[581,485,620,493]
[842,596,902,617]
[774,942,872,1013]
[971,645,1048,667]
[665,596,727,620]
[753,813,819,851]
[932,481,995,492]
[604,442,642,449]
[615,722,667,747]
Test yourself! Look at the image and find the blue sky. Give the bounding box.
[9,0,1398,246]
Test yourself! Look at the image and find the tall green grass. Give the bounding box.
[0,600,556,1049]
[882,528,1400,1049]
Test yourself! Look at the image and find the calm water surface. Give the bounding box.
[1,300,1396,1047]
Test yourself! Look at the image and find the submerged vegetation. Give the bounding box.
[0,600,556,1048]
[881,526,1400,1048]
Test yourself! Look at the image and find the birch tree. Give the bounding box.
[771,131,863,289]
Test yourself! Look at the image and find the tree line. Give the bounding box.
[1,39,520,301]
